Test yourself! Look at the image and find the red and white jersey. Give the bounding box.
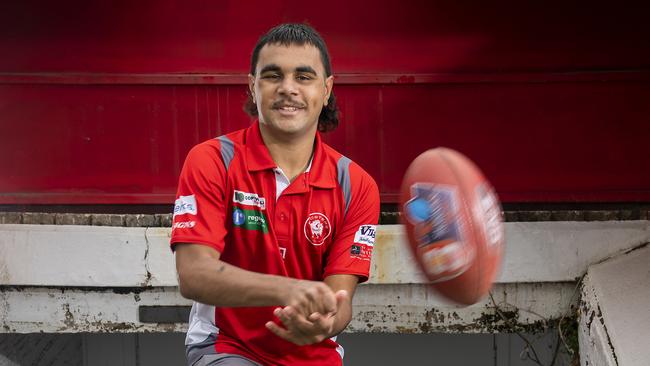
[170,122,380,366]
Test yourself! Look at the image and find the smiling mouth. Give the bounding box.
[277,106,301,112]
[273,103,305,115]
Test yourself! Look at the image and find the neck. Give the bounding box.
[258,123,316,182]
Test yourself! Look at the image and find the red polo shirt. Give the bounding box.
[170,122,380,366]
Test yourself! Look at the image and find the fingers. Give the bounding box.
[321,285,337,314]
[265,320,294,342]
[335,289,349,309]
[267,307,318,346]
[277,306,316,331]
[288,281,337,317]
[308,311,335,333]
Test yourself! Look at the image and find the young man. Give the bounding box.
[171,24,380,366]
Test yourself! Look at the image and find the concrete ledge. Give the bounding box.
[1,222,648,287]
[579,244,650,366]
[0,283,576,334]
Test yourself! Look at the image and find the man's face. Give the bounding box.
[249,43,333,137]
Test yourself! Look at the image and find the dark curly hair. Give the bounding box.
[244,23,339,132]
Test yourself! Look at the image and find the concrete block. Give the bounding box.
[156,214,173,228]
[580,244,650,366]
[1,222,649,287]
[22,212,55,225]
[551,210,585,221]
[584,211,619,221]
[503,211,518,222]
[91,214,125,227]
[55,213,91,226]
[0,283,575,333]
[618,210,635,221]
[0,212,21,224]
[125,214,158,227]
[518,211,552,221]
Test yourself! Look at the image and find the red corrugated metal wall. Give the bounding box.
[1,1,649,204]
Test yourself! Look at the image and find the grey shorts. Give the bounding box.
[192,353,262,366]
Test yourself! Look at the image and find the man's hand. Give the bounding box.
[284,280,337,318]
[266,290,349,346]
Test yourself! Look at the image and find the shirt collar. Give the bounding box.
[244,122,337,189]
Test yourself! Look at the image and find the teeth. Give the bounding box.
[280,107,297,112]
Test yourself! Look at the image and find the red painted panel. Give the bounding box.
[1,80,649,204]
[1,1,649,73]
[1,1,649,204]
[328,82,650,202]
[0,84,250,203]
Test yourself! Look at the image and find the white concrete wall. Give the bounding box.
[0,221,648,335]
[579,244,650,366]
[1,222,648,287]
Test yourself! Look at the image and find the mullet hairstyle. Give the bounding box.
[244,23,340,132]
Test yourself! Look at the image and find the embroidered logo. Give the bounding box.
[304,212,331,246]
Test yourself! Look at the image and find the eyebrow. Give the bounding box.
[258,64,318,76]
[295,66,317,75]
[259,64,281,74]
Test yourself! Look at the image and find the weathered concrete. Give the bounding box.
[124,214,159,227]
[579,244,650,366]
[21,212,54,225]
[350,282,577,334]
[91,214,126,227]
[0,221,647,336]
[374,222,649,284]
[0,222,648,287]
[0,283,576,334]
[54,213,91,226]
[2,209,649,229]
[0,286,188,333]
[0,213,21,225]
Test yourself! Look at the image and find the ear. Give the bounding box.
[324,75,334,106]
[248,74,256,103]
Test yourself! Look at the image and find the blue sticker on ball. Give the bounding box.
[404,183,462,246]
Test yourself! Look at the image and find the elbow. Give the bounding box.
[177,269,198,300]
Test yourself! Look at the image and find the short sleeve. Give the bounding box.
[323,164,380,282]
[170,141,229,253]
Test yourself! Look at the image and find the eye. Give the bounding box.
[296,74,313,81]
[262,73,280,80]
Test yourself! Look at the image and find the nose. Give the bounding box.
[277,76,298,96]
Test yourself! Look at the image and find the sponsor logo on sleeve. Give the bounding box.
[172,221,196,230]
[173,195,197,217]
[353,225,376,246]
[350,225,376,261]
[350,243,373,261]
[233,190,266,210]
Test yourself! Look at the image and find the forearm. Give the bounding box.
[329,301,353,337]
[178,254,294,307]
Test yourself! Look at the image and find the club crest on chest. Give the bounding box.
[304,212,331,246]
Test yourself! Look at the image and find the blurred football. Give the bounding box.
[400,148,504,305]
